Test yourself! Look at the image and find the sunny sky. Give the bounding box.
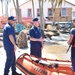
[0,0,75,16]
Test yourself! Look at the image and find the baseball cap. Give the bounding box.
[8,16,16,21]
[33,18,38,22]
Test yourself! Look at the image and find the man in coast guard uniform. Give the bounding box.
[3,16,21,75]
[68,19,75,73]
[29,18,44,58]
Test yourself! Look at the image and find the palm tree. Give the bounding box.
[0,0,11,16]
[32,0,35,18]
[25,0,66,30]
[5,0,9,16]
[57,0,66,23]
[57,0,65,7]
[45,0,66,25]
[38,0,66,30]
[39,0,44,30]
[16,0,22,23]
[12,0,22,23]
[30,0,44,29]
[4,0,11,16]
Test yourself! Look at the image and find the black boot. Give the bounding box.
[12,71,22,75]
[4,74,8,75]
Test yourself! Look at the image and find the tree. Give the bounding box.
[4,0,11,16]
[5,0,9,16]
[30,0,44,30]
[28,0,66,30]
[57,0,66,23]
[12,0,22,23]
[0,0,11,16]
[38,0,66,30]
[45,0,66,25]
[32,0,35,18]
[39,0,45,30]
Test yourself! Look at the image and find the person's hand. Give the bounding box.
[67,42,70,46]
[68,44,70,46]
[41,45,43,50]
[14,45,17,52]
[39,38,44,42]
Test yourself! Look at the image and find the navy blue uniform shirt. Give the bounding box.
[29,26,42,48]
[70,28,75,43]
[3,23,16,50]
[70,28,75,37]
[70,28,75,58]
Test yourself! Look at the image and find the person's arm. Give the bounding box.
[30,37,43,42]
[9,35,17,51]
[29,29,44,42]
[67,34,74,45]
[30,37,44,49]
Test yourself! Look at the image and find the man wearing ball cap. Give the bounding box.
[3,16,21,75]
[29,18,44,58]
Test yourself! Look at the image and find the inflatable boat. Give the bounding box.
[16,53,75,75]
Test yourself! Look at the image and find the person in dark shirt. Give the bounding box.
[67,19,75,72]
[29,18,44,58]
[3,16,21,75]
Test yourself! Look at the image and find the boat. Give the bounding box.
[16,53,75,75]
